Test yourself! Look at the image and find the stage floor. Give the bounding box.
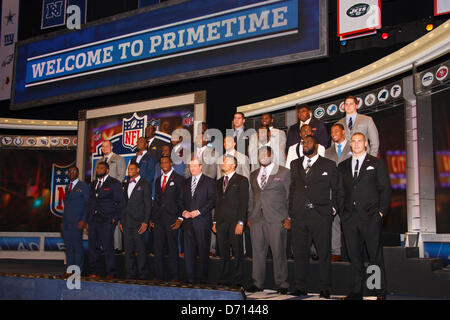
[0,258,448,300]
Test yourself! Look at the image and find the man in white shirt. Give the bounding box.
[286,124,325,169]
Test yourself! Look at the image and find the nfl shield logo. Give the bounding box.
[183,112,194,126]
[122,113,147,151]
[50,162,75,217]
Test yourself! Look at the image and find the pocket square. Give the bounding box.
[104,188,110,191]
[322,172,328,176]
[170,181,175,186]
[366,166,375,170]
[274,177,282,181]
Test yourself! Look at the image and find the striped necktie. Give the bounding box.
[348,117,353,131]
[305,159,312,174]
[191,176,198,197]
[260,167,267,190]
[337,144,342,158]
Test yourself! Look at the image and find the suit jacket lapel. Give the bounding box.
[353,156,371,185]
[224,173,237,194]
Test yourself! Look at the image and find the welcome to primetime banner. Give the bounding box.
[27,1,298,86]
[12,0,326,109]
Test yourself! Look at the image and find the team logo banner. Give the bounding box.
[122,113,147,151]
[0,0,19,100]
[337,0,381,37]
[41,0,67,29]
[50,162,75,217]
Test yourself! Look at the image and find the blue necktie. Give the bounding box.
[337,144,342,158]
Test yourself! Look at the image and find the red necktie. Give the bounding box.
[68,182,72,194]
[162,175,167,192]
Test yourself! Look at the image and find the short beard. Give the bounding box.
[303,147,315,156]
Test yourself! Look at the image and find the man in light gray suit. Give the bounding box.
[98,140,127,252]
[246,146,291,294]
[324,123,352,262]
[217,136,250,179]
[185,134,220,179]
[336,95,379,157]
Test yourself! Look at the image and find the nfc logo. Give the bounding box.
[46,1,64,19]
[66,265,81,290]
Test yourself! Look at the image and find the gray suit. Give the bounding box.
[249,128,287,171]
[185,147,220,179]
[336,114,379,157]
[324,141,352,256]
[217,151,250,180]
[97,153,127,183]
[248,164,290,289]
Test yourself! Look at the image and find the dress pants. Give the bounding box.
[88,214,116,276]
[331,214,342,255]
[250,216,289,289]
[63,226,84,273]
[183,221,211,283]
[153,219,179,280]
[216,221,244,285]
[292,208,332,292]
[123,226,149,279]
[341,212,386,295]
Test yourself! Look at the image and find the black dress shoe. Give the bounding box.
[344,292,363,300]
[288,289,308,296]
[277,287,288,295]
[319,290,331,299]
[245,285,263,293]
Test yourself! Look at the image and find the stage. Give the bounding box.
[0,245,449,300]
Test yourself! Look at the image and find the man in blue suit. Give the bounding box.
[182,157,216,284]
[131,137,156,189]
[87,161,124,279]
[60,165,89,279]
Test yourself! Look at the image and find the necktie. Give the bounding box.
[191,176,198,197]
[337,144,342,158]
[68,182,73,194]
[223,175,229,191]
[96,179,102,193]
[354,159,359,178]
[305,159,312,174]
[260,167,267,190]
[179,148,183,158]
[348,117,353,131]
[162,175,167,192]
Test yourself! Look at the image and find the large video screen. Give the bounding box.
[84,105,195,183]
[0,148,76,232]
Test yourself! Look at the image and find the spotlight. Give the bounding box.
[381,32,389,40]
[426,24,434,32]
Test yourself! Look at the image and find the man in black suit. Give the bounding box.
[288,135,337,298]
[87,161,124,279]
[182,157,216,284]
[286,104,329,153]
[151,155,184,281]
[146,125,169,160]
[338,132,391,300]
[213,155,249,286]
[119,162,151,280]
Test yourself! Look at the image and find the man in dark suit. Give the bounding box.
[87,161,124,279]
[119,162,151,280]
[325,123,352,262]
[288,135,338,298]
[146,124,169,160]
[213,155,249,286]
[182,157,216,284]
[286,104,329,153]
[151,155,184,281]
[130,137,156,187]
[60,165,89,279]
[338,132,391,300]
